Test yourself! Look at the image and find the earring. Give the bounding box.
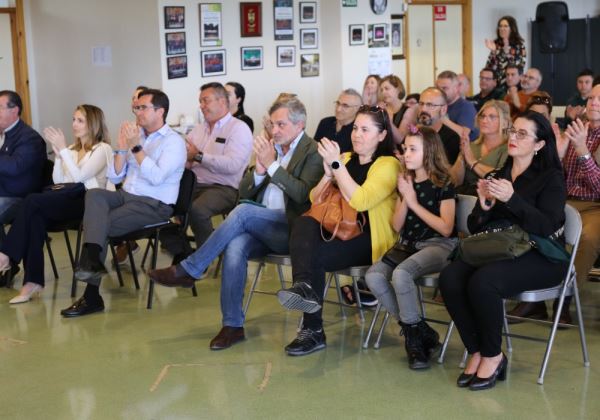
[534,150,538,156]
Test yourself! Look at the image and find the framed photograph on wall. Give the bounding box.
[299,2,316,24]
[276,45,295,67]
[274,0,293,40]
[201,49,226,76]
[241,46,263,70]
[391,14,405,59]
[199,3,222,47]
[164,6,185,29]
[349,24,365,46]
[368,23,389,48]
[165,32,186,56]
[342,0,357,6]
[167,56,188,79]
[300,28,318,49]
[240,2,262,37]
[300,53,319,77]
[370,0,387,15]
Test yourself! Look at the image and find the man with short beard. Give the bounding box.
[505,67,542,117]
[416,87,460,164]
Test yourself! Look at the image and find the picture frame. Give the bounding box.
[241,46,263,70]
[273,0,293,40]
[300,53,319,77]
[368,23,389,48]
[391,14,405,59]
[201,49,226,76]
[240,2,262,37]
[167,55,188,79]
[373,23,386,41]
[199,3,222,47]
[370,0,387,15]
[165,32,186,56]
[349,24,365,46]
[164,6,185,29]
[300,28,318,49]
[276,45,296,67]
[342,0,357,6]
[299,2,316,24]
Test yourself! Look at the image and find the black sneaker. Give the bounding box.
[357,279,378,307]
[277,282,321,313]
[400,322,431,370]
[285,328,327,356]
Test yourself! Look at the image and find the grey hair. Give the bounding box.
[269,96,307,126]
[341,88,363,105]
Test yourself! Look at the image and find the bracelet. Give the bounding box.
[470,160,480,171]
[114,150,128,155]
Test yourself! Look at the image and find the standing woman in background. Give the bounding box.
[225,82,254,133]
[485,16,526,86]
[0,104,113,303]
[362,74,381,107]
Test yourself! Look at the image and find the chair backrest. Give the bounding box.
[456,194,477,235]
[564,203,583,266]
[42,158,54,188]
[173,168,197,217]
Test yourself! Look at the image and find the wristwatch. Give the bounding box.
[576,153,591,163]
[330,160,342,170]
[193,152,204,164]
[131,144,143,154]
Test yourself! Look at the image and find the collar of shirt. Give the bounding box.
[141,123,171,143]
[208,112,233,132]
[274,130,303,158]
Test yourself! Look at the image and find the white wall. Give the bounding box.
[471,0,600,78]
[24,0,162,141]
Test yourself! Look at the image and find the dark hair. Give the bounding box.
[200,82,229,107]
[0,90,22,116]
[405,93,420,103]
[594,75,600,87]
[506,64,523,75]
[481,67,498,82]
[225,82,246,114]
[526,91,553,115]
[514,110,562,172]
[138,88,169,123]
[578,68,594,79]
[404,125,451,187]
[496,15,524,46]
[354,105,396,160]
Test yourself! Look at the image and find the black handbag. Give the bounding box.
[43,182,86,198]
[381,241,417,267]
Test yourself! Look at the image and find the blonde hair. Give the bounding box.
[474,100,510,145]
[72,104,110,152]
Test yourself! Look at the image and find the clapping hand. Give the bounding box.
[119,121,140,149]
[476,178,495,210]
[397,174,417,208]
[253,135,276,174]
[484,39,496,51]
[317,137,341,166]
[564,118,590,157]
[43,127,68,153]
[487,178,514,203]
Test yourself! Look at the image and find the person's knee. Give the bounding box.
[391,269,415,295]
[365,270,387,294]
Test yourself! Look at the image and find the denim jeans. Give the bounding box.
[365,237,457,324]
[180,203,290,327]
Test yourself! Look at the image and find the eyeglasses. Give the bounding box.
[479,76,495,82]
[334,101,359,110]
[507,127,537,140]
[523,75,539,81]
[132,105,158,113]
[418,102,445,109]
[477,113,499,121]
[530,96,552,105]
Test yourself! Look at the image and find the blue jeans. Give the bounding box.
[180,203,290,327]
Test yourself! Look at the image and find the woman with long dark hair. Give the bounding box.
[485,16,526,86]
[225,82,254,132]
[439,111,568,390]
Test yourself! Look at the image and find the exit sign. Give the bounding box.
[434,5,446,21]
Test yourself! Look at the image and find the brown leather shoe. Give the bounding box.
[114,241,140,265]
[210,326,245,350]
[148,266,195,288]
[507,301,548,324]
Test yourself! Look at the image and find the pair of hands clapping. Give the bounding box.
[476,177,514,210]
[318,137,340,177]
[42,127,68,156]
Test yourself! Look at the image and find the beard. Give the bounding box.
[418,112,433,126]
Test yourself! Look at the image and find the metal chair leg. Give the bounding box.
[572,280,590,367]
[437,321,455,364]
[502,300,513,353]
[363,303,382,349]
[109,244,125,287]
[127,243,140,290]
[243,261,265,315]
[71,227,83,297]
[351,275,365,323]
[459,348,468,369]
[147,235,159,309]
[45,237,59,279]
[374,311,390,349]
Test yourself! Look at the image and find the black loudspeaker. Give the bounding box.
[536,2,569,53]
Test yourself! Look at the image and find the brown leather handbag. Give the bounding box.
[304,182,366,242]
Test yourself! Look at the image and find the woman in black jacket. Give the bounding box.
[439,111,569,390]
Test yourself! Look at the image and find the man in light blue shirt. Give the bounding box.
[61,89,186,318]
[148,96,323,350]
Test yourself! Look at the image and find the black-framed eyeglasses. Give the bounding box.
[418,101,444,109]
[132,105,158,113]
[530,96,552,105]
[507,127,537,141]
[334,100,360,110]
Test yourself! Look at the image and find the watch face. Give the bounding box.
[331,161,341,170]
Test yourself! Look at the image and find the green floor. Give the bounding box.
[1,233,600,420]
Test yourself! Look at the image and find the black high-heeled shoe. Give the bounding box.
[456,371,476,387]
[469,353,508,391]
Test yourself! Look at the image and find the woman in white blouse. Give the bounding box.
[0,104,113,303]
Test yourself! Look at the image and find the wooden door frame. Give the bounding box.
[405,0,472,95]
[0,0,31,124]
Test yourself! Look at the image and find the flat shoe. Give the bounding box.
[9,283,43,304]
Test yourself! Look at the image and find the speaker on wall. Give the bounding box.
[536,1,569,53]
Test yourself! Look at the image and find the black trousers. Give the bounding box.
[290,216,372,331]
[438,250,568,357]
[0,185,86,287]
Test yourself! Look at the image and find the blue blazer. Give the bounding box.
[0,119,46,197]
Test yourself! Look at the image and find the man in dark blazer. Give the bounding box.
[0,90,46,225]
[149,95,323,350]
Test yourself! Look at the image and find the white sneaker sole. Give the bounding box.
[277,290,321,313]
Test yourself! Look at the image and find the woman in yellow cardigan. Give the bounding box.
[277,105,400,356]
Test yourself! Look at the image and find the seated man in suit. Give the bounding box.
[149,95,323,350]
[61,88,187,317]
[0,90,45,226]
